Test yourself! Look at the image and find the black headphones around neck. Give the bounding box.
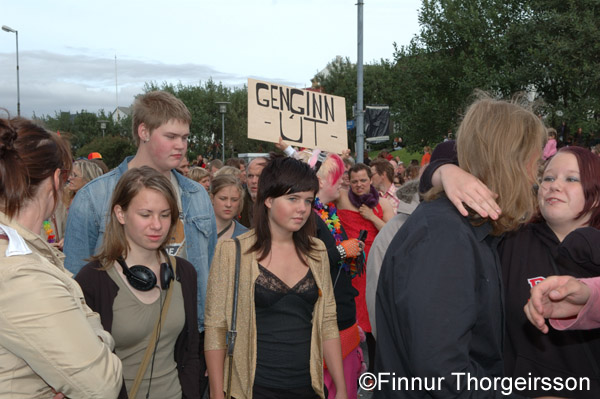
[116,249,175,291]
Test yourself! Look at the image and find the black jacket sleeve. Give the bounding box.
[174,257,201,399]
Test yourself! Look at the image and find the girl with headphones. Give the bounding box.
[75,166,200,399]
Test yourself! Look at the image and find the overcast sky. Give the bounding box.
[1,0,422,118]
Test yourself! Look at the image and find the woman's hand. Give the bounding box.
[51,238,64,251]
[339,239,364,258]
[523,276,591,334]
[358,204,375,222]
[435,164,501,220]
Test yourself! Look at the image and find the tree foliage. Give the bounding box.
[76,136,136,169]
[38,109,133,168]
[512,0,600,137]
[315,0,600,150]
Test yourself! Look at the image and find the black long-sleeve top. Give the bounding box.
[314,212,358,330]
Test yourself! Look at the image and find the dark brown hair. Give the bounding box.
[225,157,244,169]
[249,154,319,265]
[349,163,372,179]
[0,117,72,218]
[370,158,394,182]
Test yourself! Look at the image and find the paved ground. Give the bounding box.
[358,386,374,398]
[357,340,374,399]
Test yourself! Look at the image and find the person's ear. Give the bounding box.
[114,205,126,224]
[318,177,325,190]
[138,123,150,143]
[264,197,273,209]
[53,168,62,191]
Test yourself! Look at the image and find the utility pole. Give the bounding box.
[115,55,119,112]
[356,0,364,163]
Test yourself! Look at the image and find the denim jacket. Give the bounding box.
[64,156,217,331]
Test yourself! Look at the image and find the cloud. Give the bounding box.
[0,50,302,118]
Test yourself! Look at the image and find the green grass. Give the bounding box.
[368,148,422,165]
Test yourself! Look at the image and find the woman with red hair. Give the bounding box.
[315,153,364,399]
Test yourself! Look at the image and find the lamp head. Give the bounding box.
[2,25,17,33]
[216,101,230,114]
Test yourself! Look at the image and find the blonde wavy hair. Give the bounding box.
[456,96,546,235]
[63,159,104,205]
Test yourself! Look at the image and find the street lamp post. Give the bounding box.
[2,25,20,117]
[98,120,109,138]
[216,102,230,162]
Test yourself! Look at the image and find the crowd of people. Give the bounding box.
[1,90,600,399]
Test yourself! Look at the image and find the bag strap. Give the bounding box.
[226,237,242,399]
[129,257,177,398]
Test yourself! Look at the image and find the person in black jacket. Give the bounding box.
[375,97,546,398]
[75,166,200,399]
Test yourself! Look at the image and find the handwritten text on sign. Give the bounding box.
[247,78,347,154]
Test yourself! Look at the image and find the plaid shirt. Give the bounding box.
[380,183,400,214]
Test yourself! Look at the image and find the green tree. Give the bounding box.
[389,0,531,149]
[76,136,136,169]
[509,0,600,137]
[40,109,131,156]
[315,0,600,149]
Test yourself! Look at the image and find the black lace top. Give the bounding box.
[254,264,318,389]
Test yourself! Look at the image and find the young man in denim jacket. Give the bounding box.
[64,91,217,337]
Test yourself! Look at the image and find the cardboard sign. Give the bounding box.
[247,78,348,154]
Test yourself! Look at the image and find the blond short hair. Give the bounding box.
[188,166,210,183]
[132,91,191,146]
[214,165,241,179]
